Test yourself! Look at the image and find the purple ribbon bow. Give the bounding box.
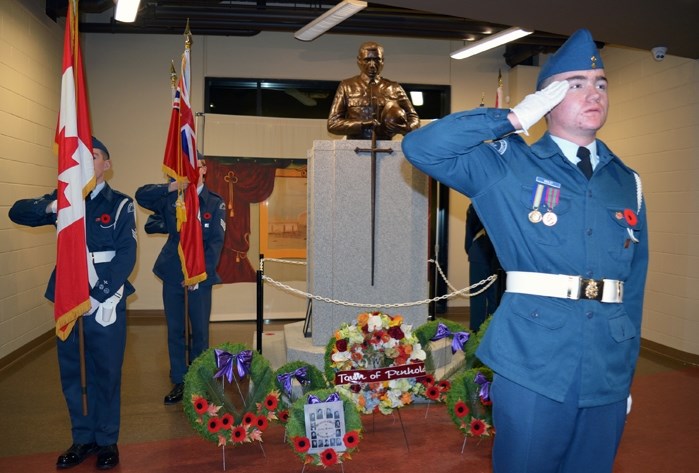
[308,392,340,404]
[430,322,452,341]
[277,366,310,396]
[474,371,491,401]
[451,331,470,354]
[214,349,252,383]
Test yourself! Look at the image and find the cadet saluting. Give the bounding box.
[403,29,648,473]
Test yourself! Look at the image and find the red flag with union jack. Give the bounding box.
[162,27,207,286]
[53,0,96,340]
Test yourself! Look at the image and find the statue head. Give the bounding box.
[356,41,384,81]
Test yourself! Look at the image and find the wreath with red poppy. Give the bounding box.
[286,388,363,468]
[272,361,329,424]
[413,318,485,403]
[183,342,279,447]
[445,368,494,439]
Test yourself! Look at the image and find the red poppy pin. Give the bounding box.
[99,214,111,224]
[623,209,637,226]
[203,212,212,220]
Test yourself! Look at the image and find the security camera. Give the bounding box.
[651,46,667,62]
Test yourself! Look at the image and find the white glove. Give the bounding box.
[626,394,632,415]
[511,80,569,134]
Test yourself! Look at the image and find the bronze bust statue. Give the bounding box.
[327,41,420,140]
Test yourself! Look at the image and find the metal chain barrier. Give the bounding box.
[259,257,497,310]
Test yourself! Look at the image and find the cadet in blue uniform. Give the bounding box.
[135,156,226,405]
[403,29,648,473]
[9,137,137,470]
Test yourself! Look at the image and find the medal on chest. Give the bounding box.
[529,177,561,226]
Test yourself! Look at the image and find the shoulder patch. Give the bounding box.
[219,202,226,210]
[489,139,508,155]
[127,202,135,213]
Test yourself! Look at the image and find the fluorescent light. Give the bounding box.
[294,0,367,41]
[410,91,424,106]
[115,0,141,23]
[451,27,533,60]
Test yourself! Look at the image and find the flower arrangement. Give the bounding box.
[446,367,494,439]
[324,311,427,415]
[273,361,329,423]
[286,388,363,468]
[183,342,278,447]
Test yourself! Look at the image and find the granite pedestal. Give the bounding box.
[289,139,429,369]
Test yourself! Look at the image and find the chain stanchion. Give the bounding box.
[259,257,497,310]
[256,254,264,354]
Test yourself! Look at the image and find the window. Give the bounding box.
[205,78,450,119]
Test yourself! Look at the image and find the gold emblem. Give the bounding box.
[591,55,598,69]
[584,280,599,299]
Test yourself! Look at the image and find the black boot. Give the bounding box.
[96,444,119,470]
[56,443,98,469]
[163,383,184,405]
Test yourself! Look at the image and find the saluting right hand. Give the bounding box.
[510,80,569,134]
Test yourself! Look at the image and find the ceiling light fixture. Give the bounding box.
[450,27,533,60]
[114,0,142,23]
[294,0,367,42]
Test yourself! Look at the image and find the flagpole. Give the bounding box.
[183,20,192,368]
[79,317,88,415]
[69,0,88,416]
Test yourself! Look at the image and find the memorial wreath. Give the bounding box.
[286,388,363,468]
[325,311,427,415]
[183,342,279,447]
[446,367,495,439]
[273,360,329,423]
[413,318,473,403]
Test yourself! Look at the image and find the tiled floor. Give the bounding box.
[0,310,697,472]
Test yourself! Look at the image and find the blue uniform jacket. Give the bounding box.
[135,184,226,286]
[8,185,137,303]
[402,107,649,407]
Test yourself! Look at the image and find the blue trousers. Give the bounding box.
[57,300,127,446]
[162,282,213,384]
[491,370,627,473]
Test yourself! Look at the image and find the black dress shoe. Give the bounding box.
[96,444,119,470]
[56,442,98,469]
[164,383,184,405]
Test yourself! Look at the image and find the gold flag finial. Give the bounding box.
[170,60,177,88]
[480,92,485,107]
[184,19,192,49]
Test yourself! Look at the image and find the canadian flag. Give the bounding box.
[53,0,95,340]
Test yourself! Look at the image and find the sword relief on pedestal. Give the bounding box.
[355,128,393,286]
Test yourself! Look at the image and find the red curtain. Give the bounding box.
[207,160,279,283]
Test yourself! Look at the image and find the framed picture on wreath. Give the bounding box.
[259,166,307,259]
[304,400,347,454]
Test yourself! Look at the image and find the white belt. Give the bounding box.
[90,251,116,264]
[506,271,624,303]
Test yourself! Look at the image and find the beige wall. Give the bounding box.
[1,0,697,358]
[0,0,63,357]
[597,47,699,355]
